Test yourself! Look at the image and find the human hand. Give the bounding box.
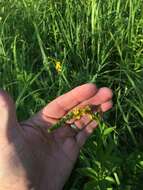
[0,84,112,190]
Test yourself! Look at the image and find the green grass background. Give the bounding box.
[0,0,143,189]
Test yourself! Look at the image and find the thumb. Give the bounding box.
[0,90,18,141]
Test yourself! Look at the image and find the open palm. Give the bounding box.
[0,84,112,190]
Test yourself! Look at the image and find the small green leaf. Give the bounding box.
[103,127,115,136]
[105,176,116,184]
[139,161,143,167]
[114,172,120,185]
[77,167,97,179]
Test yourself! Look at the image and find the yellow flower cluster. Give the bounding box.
[48,57,62,73]
[48,105,101,133]
[55,61,62,73]
[72,106,92,120]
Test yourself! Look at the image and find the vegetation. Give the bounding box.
[0,0,143,189]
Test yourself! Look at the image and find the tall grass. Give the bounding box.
[0,0,143,189]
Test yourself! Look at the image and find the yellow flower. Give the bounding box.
[72,108,82,119]
[55,61,62,72]
[88,113,94,120]
[72,106,92,120]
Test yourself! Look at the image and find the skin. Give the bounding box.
[0,83,113,190]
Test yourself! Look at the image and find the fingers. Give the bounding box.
[100,100,113,112]
[76,120,97,148]
[0,90,17,140]
[52,87,112,119]
[74,115,92,129]
[42,83,98,119]
[80,87,113,107]
[66,99,112,125]
[25,84,113,133]
[66,88,113,124]
[25,83,98,127]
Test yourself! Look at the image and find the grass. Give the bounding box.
[0,0,143,189]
